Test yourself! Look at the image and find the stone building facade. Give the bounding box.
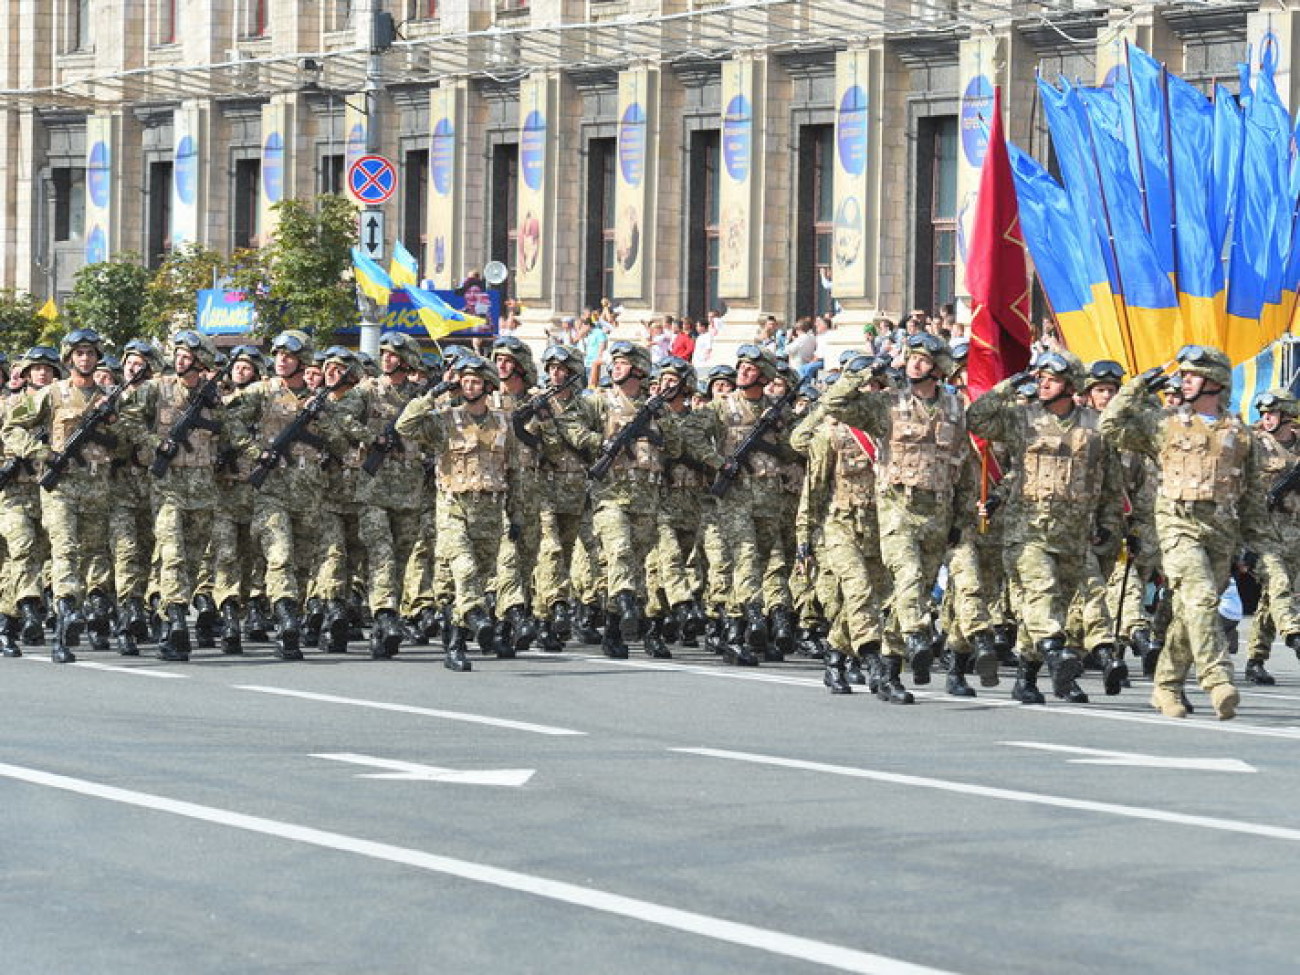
[0,0,1289,341]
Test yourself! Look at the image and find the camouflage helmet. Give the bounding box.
[420,350,444,374]
[95,354,123,383]
[1085,359,1125,391]
[455,353,501,390]
[491,334,539,386]
[1032,349,1086,388]
[230,344,267,377]
[379,330,423,372]
[60,327,104,363]
[168,329,219,371]
[270,329,314,361]
[654,355,696,395]
[355,350,379,378]
[19,345,65,379]
[902,331,954,377]
[1255,387,1300,419]
[607,339,653,377]
[1176,344,1233,388]
[949,338,970,363]
[321,345,362,385]
[121,338,166,377]
[734,343,779,382]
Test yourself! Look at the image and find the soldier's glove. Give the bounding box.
[1091,526,1112,548]
[947,526,962,546]
[507,523,521,543]
[980,493,1003,517]
[156,439,179,460]
[1124,533,1142,557]
[1241,549,1259,572]
[719,458,741,482]
[1005,370,1034,390]
[1137,367,1168,392]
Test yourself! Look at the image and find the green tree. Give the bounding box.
[144,242,230,335]
[64,253,156,350]
[228,195,359,345]
[0,289,49,355]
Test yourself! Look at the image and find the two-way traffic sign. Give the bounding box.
[358,209,385,261]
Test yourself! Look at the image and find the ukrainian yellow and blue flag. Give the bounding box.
[351,246,394,307]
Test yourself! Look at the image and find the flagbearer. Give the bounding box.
[1101,345,1278,720]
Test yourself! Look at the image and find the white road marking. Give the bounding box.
[0,762,956,975]
[674,747,1300,844]
[572,654,836,687]
[312,752,535,786]
[1001,741,1257,773]
[233,685,585,736]
[18,657,190,679]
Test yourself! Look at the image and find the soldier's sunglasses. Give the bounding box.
[736,344,765,361]
[542,345,577,365]
[231,344,263,360]
[27,346,60,364]
[608,340,637,357]
[1033,351,1071,374]
[271,333,307,354]
[1089,360,1125,382]
[493,336,526,354]
[1176,345,1215,366]
[906,332,945,355]
[1255,392,1291,411]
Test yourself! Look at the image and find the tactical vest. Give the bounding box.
[1019,405,1106,503]
[830,422,877,510]
[881,389,965,493]
[600,387,663,476]
[721,392,781,479]
[436,406,509,494]
[1255,426,1300,516]
[155,376,216,469]
[356,378,416,469]
[50,379,111,468]
[494,388,541,473]
[219,387,254,479]
[541,394,589,476]
[1157,409,1249,504]
[259,378,322,466]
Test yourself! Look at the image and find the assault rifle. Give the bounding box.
[587,386,674,482]
[0,456,33,490]
[1267,461,1300,512]
[39,374,145,491]
[512,372,582,451]
[708,385,799,498]
[361,372,459,476]
[149,368,228,479]
[247,384,332,489]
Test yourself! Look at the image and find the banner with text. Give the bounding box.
[516,73,554,300]
[259,101,291,243]
[718,57,761,298]
[955,35,1000,312]
[832,50,871,299]
[171,104,202,248]
[427,84,462,290]
[613,66,657,300]
[84,113,114,266]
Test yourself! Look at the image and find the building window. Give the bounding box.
[232,157,261,250]
[146,161,173,269]
[403,148,429,271]
[248,0,268,37]
[70,0,92,52]
[489,144,518,296]
[331,0,354,31]
[319,153,344,195]
[496,0,529,13]
[156,0,177,44]
[687,129,721,319]
[914,115,958,315]
[584,138,615,308]
[406,0,438,18]
[795,124,834,319]
[52,167,86,242]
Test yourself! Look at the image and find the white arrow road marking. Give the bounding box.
[0,762,957,975]
[312,752,534,787]
[1002,741,1257,773]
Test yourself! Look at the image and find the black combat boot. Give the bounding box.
[992,622,1018,665]
[1245,658,1276,685]
[904,630,934,685]
[464,606,496,654]
[1288,632,1300,661]
[322,598,349,653]
[369,609,403,659]
[52,597,79,664]
[245,597,271,642]
[504,605,537,654]
[85,591,113,652]
[415,605,440,644]
[192,594,219,649]
[1142,631,1162,678]
[674,600,706,642]
[1096,642,1128,696]
[845,656,867,686]
[824,650,852,694]
[970,628,1001,687]
[576,603,604,645]
[538,617,565,653]
[705,614,726,654]
[1011,657,1046,705]
[878,655,914,704]
[1,616,21,657]
[444,625,472,671]
[643,617,672,659]
[722,617,758,666]
[18,598,45,646]
[946,653,976,698]
[601,609,629,659]
[744,603,770,654]
[614,592,640,643]
[1041,636,1085,701]
[123,595,150,643]
[114,606,139,656]
[158,604,192,662]
[550,601,573,640]
[220,599,243,654]
[769,607,796,657]
[301,597,324,648]
[859,641,884,694]
[272,598,303,660]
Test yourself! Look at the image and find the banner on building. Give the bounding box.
[84,113,114,266]
[613,67,657,300]
[345,97,369,175]
[260,101,291,242]
[954,35,1001,313]
[832,50,871,299]
[516,73,555,300]
[427,84,462,290]
[718,58,761,298]
[171,105,202,248]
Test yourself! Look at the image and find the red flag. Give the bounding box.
[965,86,1032,399]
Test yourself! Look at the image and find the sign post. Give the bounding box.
[347,154,397,356]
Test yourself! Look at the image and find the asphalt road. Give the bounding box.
[4,632,1300,974]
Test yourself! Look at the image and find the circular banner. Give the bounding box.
[431,117,455,197]
[837,85,868,177]
[521,110,547,192]
[88,141,111,209]
[263,131,284,203]
[174,135,197,205]
[86,225,107,265]
[618,102,647,188]
[722,94,752,183]
[961,74,994,168]
[346,122,366,164]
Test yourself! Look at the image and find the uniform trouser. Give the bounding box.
[699,501,731,612]
[1154,512,1235,693]
[40,474,112,602]
[1253,544,1300,658]
[154,502,214,608]
[1008,537,1091,660]
[648,520,701,617]
[207,487,258,608]
[592,501,658,604]
[361,503,422,613]
[821,504,885,655]
[314,504,363,601]
[1,484,47,614]
[252,494,320,605]
[108,476,153,600]
[534,506,585,615]
[439,491,506,625]
[878,488,951,650]
[570,514,605,607]
[1105,547,1158,642]
[716,478,787,615]
[761,492,799,612]
[401,494,439,616]
[943,525,1004,653]
[496,473,542,614]
[1065,545,1119,651]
